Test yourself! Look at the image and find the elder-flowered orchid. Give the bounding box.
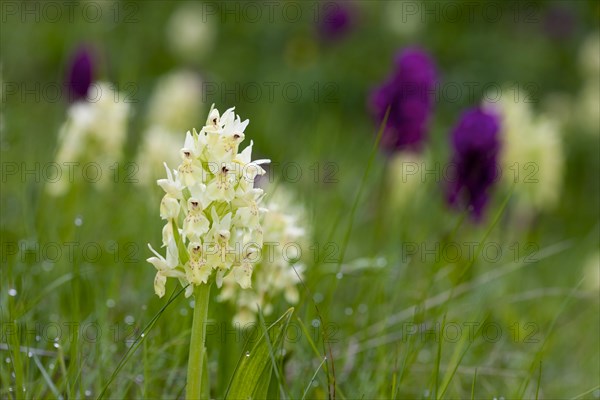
[147,241,184,298]
[218,186,307,326]
[147,105,269,298]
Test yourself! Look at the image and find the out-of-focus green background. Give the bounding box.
[1,1,599,398]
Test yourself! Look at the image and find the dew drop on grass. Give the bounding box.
[189,300,195,308]
[5,357,10,363]
[27,351,32,358]
[106,299,116,308]
[245,351,250,357]
[84,390,92,397]
[35,335,41,342]
[313,293,324,303]
[74,216,83,226]
[53,343,60,349]
[124,315,135,325]
[42,261,54,272]
[358,303,368,314]
[180,308,188,316]
[417,349,431,363]
[8,288,17,297]
[311,319,320,328]
[140,333,145,338]
[336,272,343,280]
[344,307,353,316]
[49,363,55,370]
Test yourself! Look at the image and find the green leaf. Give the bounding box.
[225,308,294,400]
[171,219,189,265]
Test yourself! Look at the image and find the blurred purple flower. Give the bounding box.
[446,107,501,220]
[543,5,575,41]
[66,47,94,102]
[318,2,355,41]
[370,47,437,153]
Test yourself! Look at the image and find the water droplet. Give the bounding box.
[418,349,431,363]
[49,363,55,370]
[106,299,116,308]
[323,356,327,361]
[124,315,135,325]
[141,304,147,310]
[22,386,26,392]
[179,308,189,316]
[84,390,92,397]
[135,374,143,384]
[311,319,320,328]
[8,387,13,392]
[27,352,32,358]
[245,351,250,357]
[42,261,54,272]
[53,343,60,349]
[35,335,41,342]
[189,300,195,308]
[140,333,145,338]
[336,272,343,280]
[344,307,353,316]
[74,216,83,226]
[313,293,324,303]
[358,303,368,314]
[8,288,17,297]
[5,357,10,363]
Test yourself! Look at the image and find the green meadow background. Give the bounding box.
[1,1,599,398]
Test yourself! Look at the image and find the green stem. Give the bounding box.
[186,283,211,400]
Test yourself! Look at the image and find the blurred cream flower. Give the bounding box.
[147,105,269,298]
[576,32,600,136]
[166,2,216,63]
[578,32,600,79]
[47,82,130,196]
[386,152,427,213]
[146,71,204,133]
[583,250,600,291]
[384,0,423,37]
[484,93,563,212]
[136,70,204,186]
[136,126,183,185]
[218,186,307,326]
